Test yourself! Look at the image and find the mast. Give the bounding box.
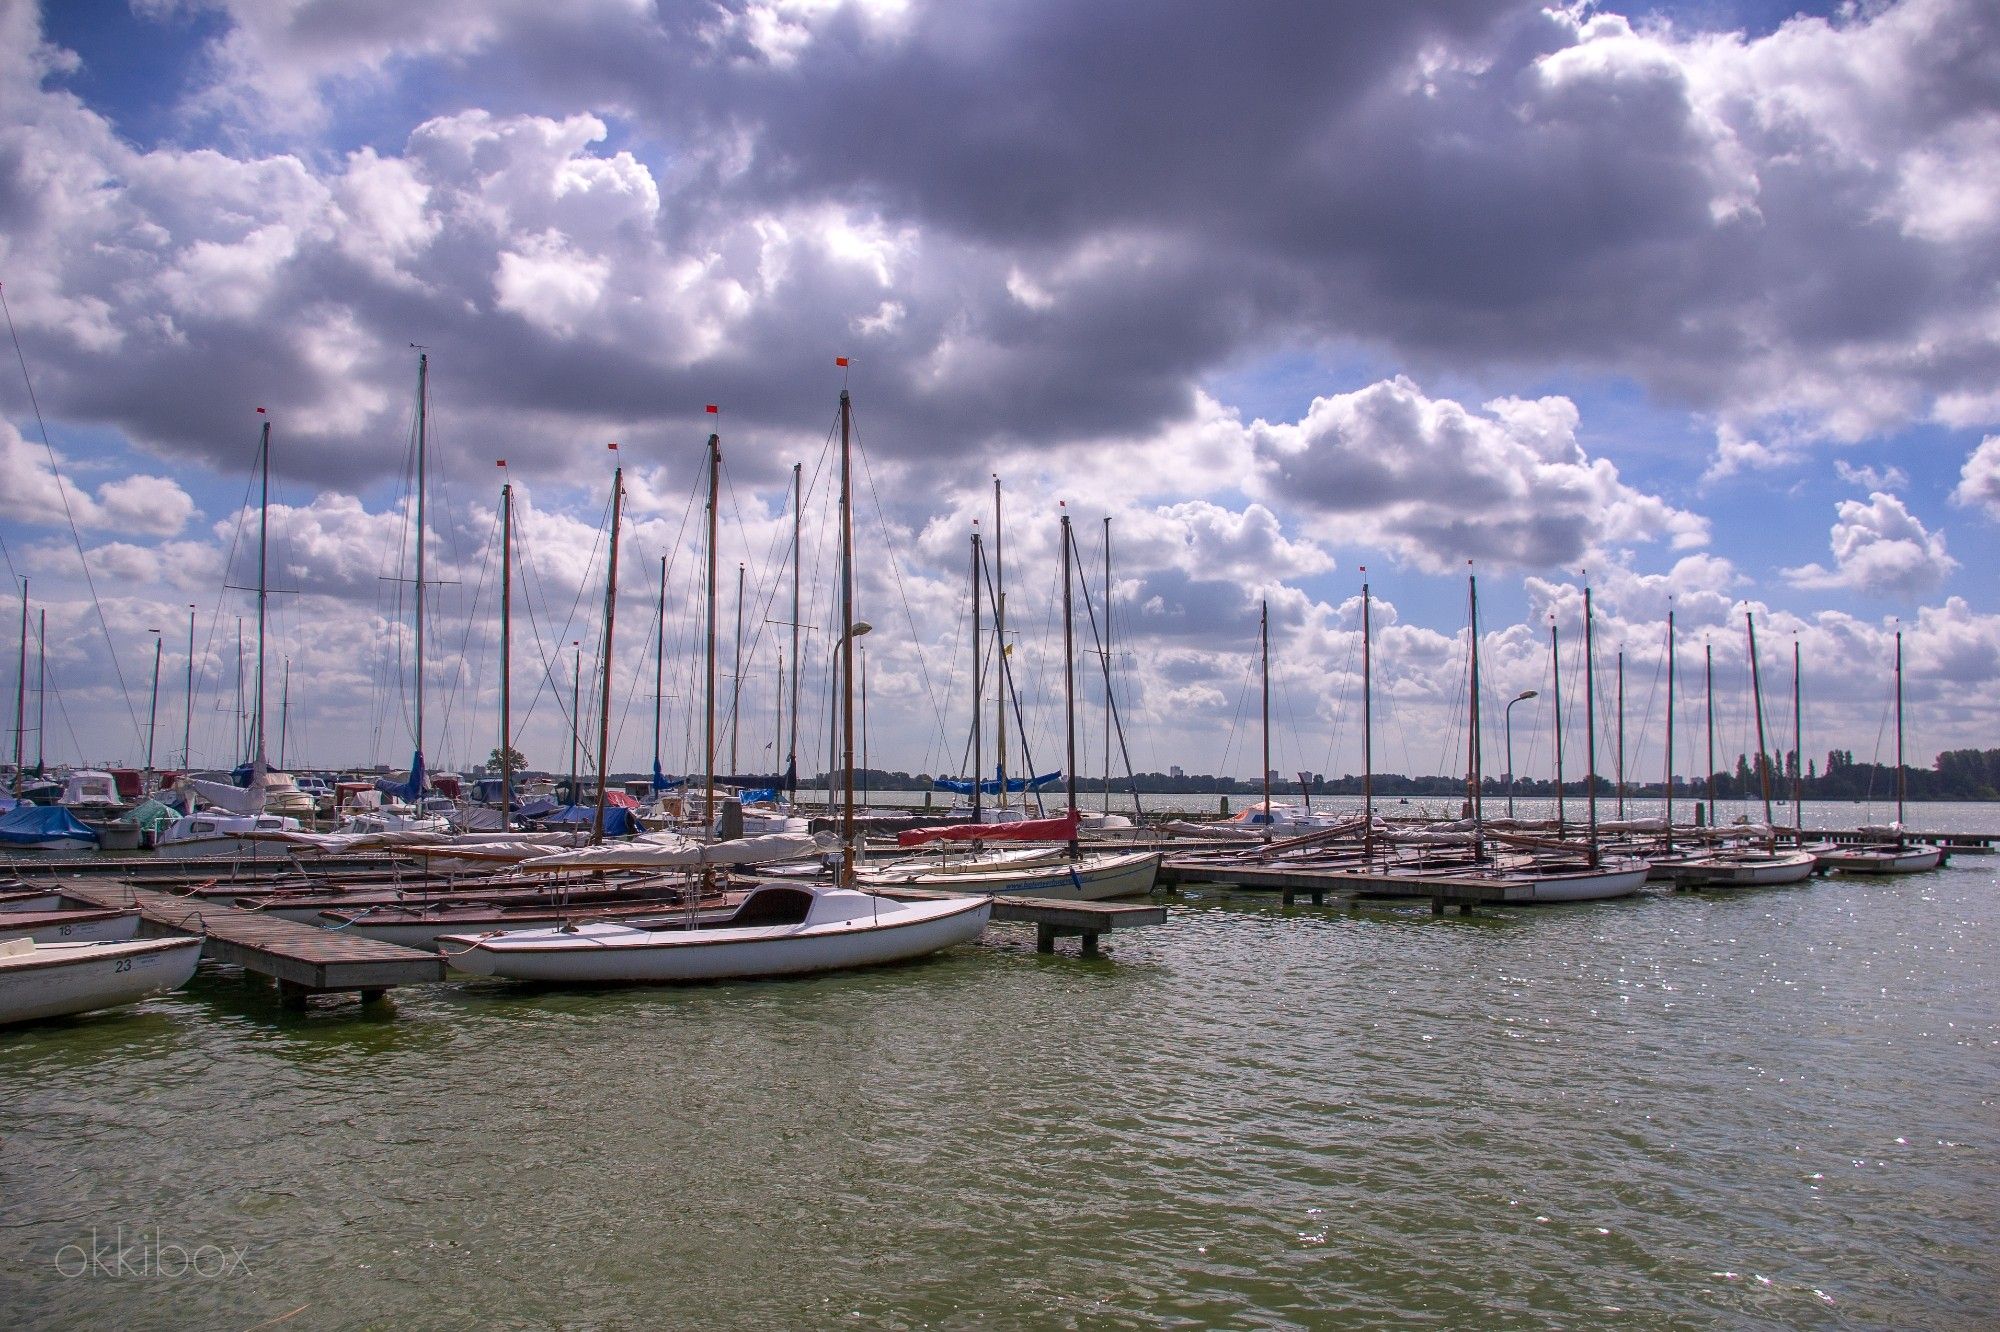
[1664,610,1676,855]
[788,461,802,799]
[1894,628,1906,831]
[731,561,744,778]
[1747,611,1773,832]
[1260,598,1271,842]
[704,432,721,854]
[838,391,857,884]
[182,605,194,769]
[234,617,244,762]
[653,552,666,796]
[569,641,580,805]
[254,415,270,772]
[150,627,170,771]
[278,658,289,771]
[1062,505,1079,856]
[860,646,869,806]
[500,478,514,832]
[34,609,45,774]
[11,576,24,797]
[1584,581,1598,866]
[1103,517,1112,808]
[1467,571,1482,826]
[1551,620,1565,832]
[992,475,1007,809]
[1800,636,1816,840]
[1704,642,1716,825]
[1616,648,1626,819]
[970,527,983,824]
[413,352,429,783]
[1362,569,1373,861]
[591,467,622,843]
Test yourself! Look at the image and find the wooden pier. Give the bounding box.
[1159,860,1543,913]
[875,888,1167,956]
[58,881,446,1007]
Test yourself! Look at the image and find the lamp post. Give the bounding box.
[1505,689,1538,817]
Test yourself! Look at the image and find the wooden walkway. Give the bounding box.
[58,880,445,1005]
[1159,860,1536,912]
[873,888,1167,956]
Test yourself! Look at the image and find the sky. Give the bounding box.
[2,0,1998,789]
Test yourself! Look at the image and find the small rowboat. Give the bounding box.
[0,935,203,1026]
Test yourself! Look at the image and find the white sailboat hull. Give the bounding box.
[441,889,991,983]
[0,936,203,1025]
[868,850,1161,900]
[1669,850,1819,887]
[1820,845,1943,875]
[1503,861,1651,902]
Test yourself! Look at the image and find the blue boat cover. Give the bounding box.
[377,750,428,801]
[537,804,636,836]
[933,767,1064,796]
[0,804,100,846]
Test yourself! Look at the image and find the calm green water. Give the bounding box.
[3,806,1995,1329]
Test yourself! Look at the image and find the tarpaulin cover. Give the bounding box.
[897,811,1080,848]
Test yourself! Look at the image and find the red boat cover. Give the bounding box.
[896,810,1079,847]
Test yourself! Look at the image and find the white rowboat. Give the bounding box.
[0,935,203,1025]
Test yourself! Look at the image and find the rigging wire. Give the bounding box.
[0,281,144,752]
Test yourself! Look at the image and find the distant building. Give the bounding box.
[1170,765,1184,779]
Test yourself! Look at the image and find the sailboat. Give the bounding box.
[442,384,992,982]
[160,410,305,857]
[1663,613,1816,887]
[865,506,1161,900]
[1819,629,1942,875]
[1422,574,1648,902]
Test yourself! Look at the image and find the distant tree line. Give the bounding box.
[507,749,2000,802]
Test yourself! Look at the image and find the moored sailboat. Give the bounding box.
[442,383,991,982]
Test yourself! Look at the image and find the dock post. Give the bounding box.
[277,980,310,1010]
[1036,924,1056,954]
[1458,903,1473,915]
[359,988,389,1006]
[1431,898,1446,916]
[1080,932,1100,959]
[1281,889,1295,906]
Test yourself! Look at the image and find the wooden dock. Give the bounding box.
[874,888,1167,956]
[58,880,446,1006]
[1159,860,1542,912]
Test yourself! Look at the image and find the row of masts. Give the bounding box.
[1248,570,1916,852]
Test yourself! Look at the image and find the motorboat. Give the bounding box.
[155,812,303,859]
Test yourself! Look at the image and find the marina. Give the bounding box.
[3,805,1992,1329]
[6,1,2000,1324]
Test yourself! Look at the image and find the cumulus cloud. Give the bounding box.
[1784,492,1959,597]
[0,421,195,537]
[1249,377,1707,573]
[1834,459,1910,492]
[1950,435,2000,519]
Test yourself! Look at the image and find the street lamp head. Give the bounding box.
[1516,689,1538,701]
[845,621,873,640]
